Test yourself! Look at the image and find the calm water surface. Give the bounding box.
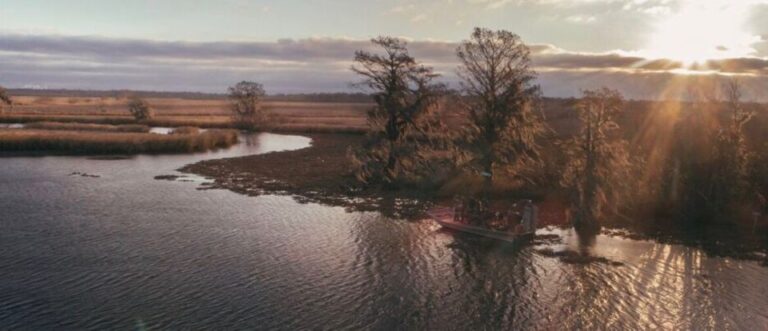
[1,133,767,330]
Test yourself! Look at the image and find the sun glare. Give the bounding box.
[645,1,758,65]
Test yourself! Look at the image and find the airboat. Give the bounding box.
[428,203,537,243]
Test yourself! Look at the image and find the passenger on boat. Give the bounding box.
[466,198,487,226]
[521,200,538,233]
[453,198,466,223]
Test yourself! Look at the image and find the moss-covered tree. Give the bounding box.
[349,37,449,186]
[560,88,634,231]
[455,28,545,189]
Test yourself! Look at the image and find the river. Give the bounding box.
[1,132,767,330]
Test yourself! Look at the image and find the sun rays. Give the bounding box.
[643,1,760,66]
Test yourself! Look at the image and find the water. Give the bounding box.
[0,124,194,133]
[1,133,767,330]
[148,127,174,135]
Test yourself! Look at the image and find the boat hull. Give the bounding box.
[429,208,533,243]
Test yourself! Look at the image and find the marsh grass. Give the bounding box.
[171,126,201,135]
[0,114,232,128]
[0,129,238,155]
[24,121,150,133]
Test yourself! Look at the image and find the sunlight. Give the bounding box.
[644,1,759,65]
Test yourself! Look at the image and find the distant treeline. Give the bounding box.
[7,89,374,103]
[7,89,226,100]
[265,93,372,103]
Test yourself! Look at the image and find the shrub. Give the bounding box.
[228,81,267,130]
[0,86,11,113]
[127,97,153,121]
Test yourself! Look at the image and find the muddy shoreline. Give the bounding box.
[180,134,439,219]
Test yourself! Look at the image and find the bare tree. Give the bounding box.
[127,96,153,121]
[560,88,633,231]
[228,81,267,130]
[455,28,545,188]
[0,86,12,113]
[349,36,448,185]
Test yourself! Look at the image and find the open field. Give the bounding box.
[0,129,238,155]
[1,95,371,133]
[4,94,766,139]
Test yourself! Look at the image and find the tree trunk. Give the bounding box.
[384,110,399,183]
[385,140,397,184]
[482,150,494,192]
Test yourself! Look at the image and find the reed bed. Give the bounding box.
[0,129,238,155]
[268,124,366,134]
[170,126,201,135]
[24,121,150,133]
[0,114,232,128]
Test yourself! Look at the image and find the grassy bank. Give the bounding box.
[0,114,367,134]
[0,129,238,155]
[0,96,371,133]
[24,121,150,133]
[0,114,232,128]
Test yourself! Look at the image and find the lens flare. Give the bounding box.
[644,1,759,65]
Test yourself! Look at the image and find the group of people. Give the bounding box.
[453,197,537,234]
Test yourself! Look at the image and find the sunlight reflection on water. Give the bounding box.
[0,132,766,329]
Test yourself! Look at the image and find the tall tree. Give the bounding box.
[349,37,448,185]
[228,81,267,130]
[455,28,545,188]
[561,88,633,231]
[667,79,757,218]
[0,86,12,113]
[710,79,754,211]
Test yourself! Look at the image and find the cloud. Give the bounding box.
[388,4,416,13]
[564,15,597,23]
[410,14,429,23]
[466,0,514,9]
[1,33,766,98]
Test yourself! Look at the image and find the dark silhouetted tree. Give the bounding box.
[349,37,449,185]
[751,141,768,211]
[455,28,545,189]
[710,79,755,211]
[229,81,267,130]
[127,96,153,121]
[560,88,634,231]
[666,79,756,219]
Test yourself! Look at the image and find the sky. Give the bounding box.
[1,0,768,99]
